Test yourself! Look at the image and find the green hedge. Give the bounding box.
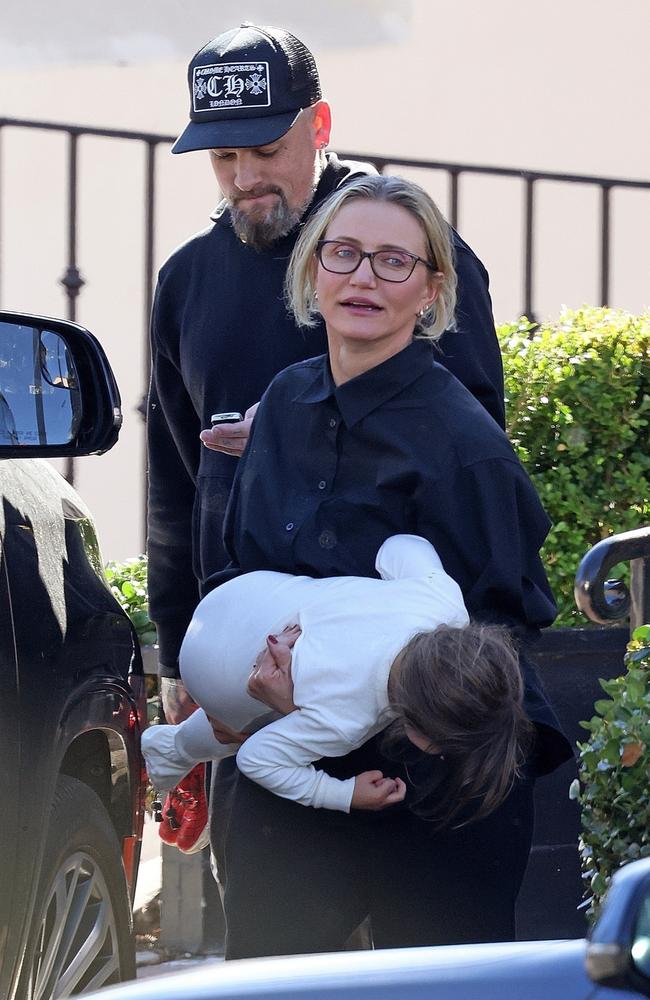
[499,307,650,626]
[105,555,157,647]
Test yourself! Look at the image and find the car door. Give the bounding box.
[0,489,29,1000]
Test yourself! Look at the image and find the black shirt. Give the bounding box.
[217,339,571,770]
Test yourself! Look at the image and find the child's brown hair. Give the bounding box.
[387,622,534,828]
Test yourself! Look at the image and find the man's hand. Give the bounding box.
[160,677,198,724]
[206,714,250,746]
[199,401,259,457]
[351,771,407,810]
[247,625,301,715]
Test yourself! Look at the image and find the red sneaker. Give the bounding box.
[176,762,206,802]
[157,787,185,846]
[176,765,210,854]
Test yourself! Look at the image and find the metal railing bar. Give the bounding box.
[67,133,78,294]
[142,141,157,546]
[575,526,650,629]
[630,556,650,629]
[524,179,536,322]
[449,170,460,231]
[337,150,650,191]
[58,132,85,319]
[143,142,156,349]
[600,185,611,307]
[0,119,647,190]
[0,116,177,146]
[63,131,79,486]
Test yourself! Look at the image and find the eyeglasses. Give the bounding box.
[316,240,438,283]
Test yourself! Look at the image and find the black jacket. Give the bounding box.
[147,154,504,673]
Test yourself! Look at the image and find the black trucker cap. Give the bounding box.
[172,23,322,154]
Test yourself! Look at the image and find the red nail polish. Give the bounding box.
[267,634,278,644]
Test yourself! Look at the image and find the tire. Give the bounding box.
[22,775,135,999]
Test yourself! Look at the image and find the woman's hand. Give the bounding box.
[247,625,301,715]
[351,771,407,810]
[199,402,259,457]
[206,714,250,746]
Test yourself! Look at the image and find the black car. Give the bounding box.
[0,311,147,999]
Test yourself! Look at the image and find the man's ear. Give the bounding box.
[311,99,332,150]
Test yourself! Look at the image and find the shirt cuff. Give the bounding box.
[314,775,356,812]
[155,618,190,676]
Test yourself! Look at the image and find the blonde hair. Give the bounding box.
[286,174,457,342]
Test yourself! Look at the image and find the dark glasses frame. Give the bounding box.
[316,240,438,283]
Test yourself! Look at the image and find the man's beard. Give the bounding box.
[228,186,312,250]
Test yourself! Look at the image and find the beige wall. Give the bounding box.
[1,0,648,560]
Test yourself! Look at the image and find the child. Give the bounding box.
[142,535,531,821]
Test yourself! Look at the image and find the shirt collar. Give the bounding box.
[293,339,435,428]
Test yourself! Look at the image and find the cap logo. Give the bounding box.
[192,62,271,113]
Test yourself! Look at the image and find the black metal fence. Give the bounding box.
[0,117,174,404]
[2,115,649,327]
[1,114,649,498]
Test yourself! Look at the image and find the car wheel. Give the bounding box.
[23,774,135,999]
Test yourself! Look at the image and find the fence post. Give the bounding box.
[630,555,650,630]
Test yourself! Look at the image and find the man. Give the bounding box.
[147,21,505,952]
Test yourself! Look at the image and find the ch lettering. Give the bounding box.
[207,75,244,99]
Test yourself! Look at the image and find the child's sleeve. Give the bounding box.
[376,535,468,626]
[376,534,445,579]
[235,709,358,812]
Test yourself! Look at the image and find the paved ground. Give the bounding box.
[136,951,222,980]
[134,816,224,979]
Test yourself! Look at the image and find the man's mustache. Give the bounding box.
[230,185,285,204]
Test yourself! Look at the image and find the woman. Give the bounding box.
[205,175,572,958]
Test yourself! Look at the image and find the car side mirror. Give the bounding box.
[0,311,122,457]
[586,857,650,997]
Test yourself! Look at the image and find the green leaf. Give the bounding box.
[104,555,156,647]
[626,647,650,663]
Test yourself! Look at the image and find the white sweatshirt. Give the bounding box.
[146,535,468,812]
